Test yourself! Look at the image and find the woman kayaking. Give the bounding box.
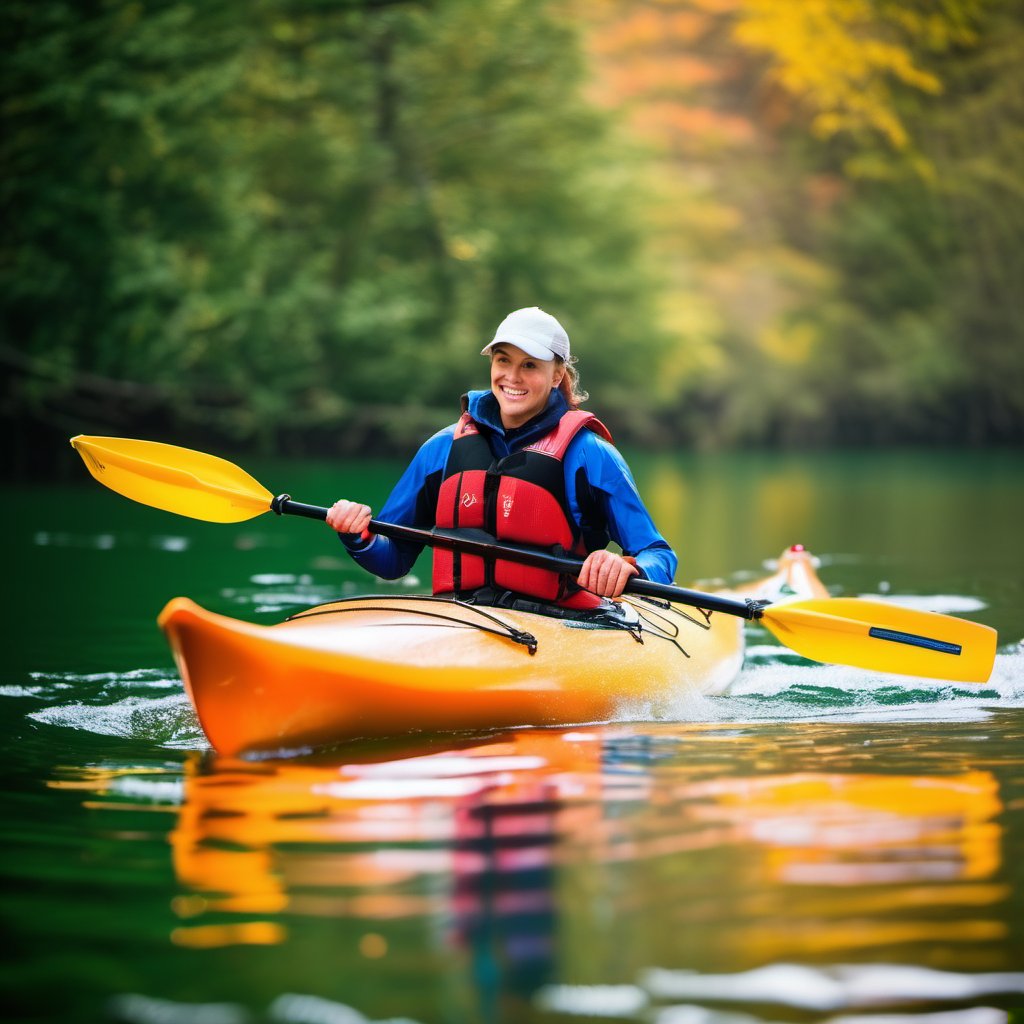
[326,306,676,608]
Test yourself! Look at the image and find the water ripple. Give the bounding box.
[640,962,1024,1012]
[536,964,1024,1021]
[28,691,203,748]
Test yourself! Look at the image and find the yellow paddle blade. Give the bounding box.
[70,436,273,523]
[762,598,997,683]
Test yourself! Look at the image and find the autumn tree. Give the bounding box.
[585,0,1023,445]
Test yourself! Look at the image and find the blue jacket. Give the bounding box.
[340,389,677,584]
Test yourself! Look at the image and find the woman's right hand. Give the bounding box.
[326,499,373,537]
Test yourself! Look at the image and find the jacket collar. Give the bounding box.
[465,389,569,456]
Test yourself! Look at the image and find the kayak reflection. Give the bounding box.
[170,730,597,1016]
[168,726,1007,980]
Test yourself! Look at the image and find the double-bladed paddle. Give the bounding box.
[69,434,998,683]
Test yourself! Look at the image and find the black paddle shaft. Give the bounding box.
[270,494,766,621]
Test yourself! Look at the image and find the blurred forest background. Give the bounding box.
[3,0,1022,476]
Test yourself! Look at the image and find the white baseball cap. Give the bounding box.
[480,307,570,362]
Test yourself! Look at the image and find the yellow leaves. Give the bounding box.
[658,288,727,385]
[732,0,984,154]
[880,1,985,51]
[867,39,943,95]
[758,321,818,366]
[447,237,479,261]
[588,0,986,159]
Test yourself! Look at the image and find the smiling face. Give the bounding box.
[489,344,564,429]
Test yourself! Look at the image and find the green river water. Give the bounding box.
[3,448,1023,1024]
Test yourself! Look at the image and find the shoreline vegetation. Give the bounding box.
[4,1,1022,479]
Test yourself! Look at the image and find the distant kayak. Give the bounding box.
[160,547,829,756]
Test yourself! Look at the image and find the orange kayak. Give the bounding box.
[159,547,828,756]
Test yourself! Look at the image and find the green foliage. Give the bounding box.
[800,0,1024,444]
[2,0,666,455]
[3,0,1021,468]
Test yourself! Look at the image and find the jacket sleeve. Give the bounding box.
[566,432,678,584]
[338,426,454,580]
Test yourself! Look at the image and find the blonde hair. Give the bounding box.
[556,355,588,409]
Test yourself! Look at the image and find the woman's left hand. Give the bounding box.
[577,550,639,599]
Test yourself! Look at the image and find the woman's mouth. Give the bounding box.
[500,386,528,398]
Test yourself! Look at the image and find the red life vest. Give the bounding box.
[433,409,614,606]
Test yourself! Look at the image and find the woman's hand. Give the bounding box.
[326,499,373,537]
[577,550,639,599]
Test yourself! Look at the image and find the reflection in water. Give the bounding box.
[169,731,589,1018]
[51,724,1022,1022]
[170,729,1014,1017]
[685,771,1002,885]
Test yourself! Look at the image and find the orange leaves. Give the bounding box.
[586,1,754,151]
[589,7,711,55]
[632,103,755,146]
[587,0,989,156]
[601,56,722,99]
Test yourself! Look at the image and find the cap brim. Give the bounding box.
[480,336,556,361]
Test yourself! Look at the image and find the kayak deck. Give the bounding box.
[160,547,828,756]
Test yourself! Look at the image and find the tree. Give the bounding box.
[2,0,669,468]
[583,0,1023,445]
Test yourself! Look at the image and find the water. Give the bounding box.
[2,448,1023,1023]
